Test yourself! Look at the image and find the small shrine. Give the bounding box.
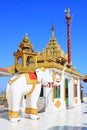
[8,34,37,74]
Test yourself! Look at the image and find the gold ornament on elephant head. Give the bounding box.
[41,67,46,71]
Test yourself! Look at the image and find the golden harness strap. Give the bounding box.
[8,73,37,96]
[25,84,35,96]
[8,74,23,85]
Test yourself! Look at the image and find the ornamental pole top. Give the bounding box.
[64,8,71,19]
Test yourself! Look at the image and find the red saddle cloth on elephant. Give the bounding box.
[25,72,39,84]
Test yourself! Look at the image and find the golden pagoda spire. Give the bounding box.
[51,24,55,39]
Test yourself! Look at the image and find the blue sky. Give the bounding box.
[0,0,87,92]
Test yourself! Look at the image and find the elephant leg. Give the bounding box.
[25,84,41,120]
[9,88,22,122]
[20,95,26,118]
[6,84,13,119]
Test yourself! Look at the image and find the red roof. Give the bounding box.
[0,67,11,76]
[0,67,8,73]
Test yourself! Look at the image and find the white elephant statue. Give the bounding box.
[6,68,53,122]
[6,63,67,122]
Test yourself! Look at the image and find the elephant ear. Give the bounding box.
[35,68,41,74]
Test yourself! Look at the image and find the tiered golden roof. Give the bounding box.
[8,34,37,74]
[7,27,82,78]
[18,33,33,51]
[37,25,67,64]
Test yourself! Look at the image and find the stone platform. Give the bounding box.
[0,103,87,130]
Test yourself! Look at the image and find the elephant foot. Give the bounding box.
[10,117,21,122]
[29,114,40,120]
[24,113,40,120]
[23,113,30,118]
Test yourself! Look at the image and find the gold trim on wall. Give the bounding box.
[74,97,78,104]
[55,100,61,108]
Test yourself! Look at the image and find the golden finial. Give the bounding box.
[52,23,54,31]
[51,23,55,38]
[25,33,28,37]
[64,8,71,19]
[23,33,29,42]
[64,8,70,15]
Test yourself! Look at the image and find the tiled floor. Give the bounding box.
[0,103,87,130]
